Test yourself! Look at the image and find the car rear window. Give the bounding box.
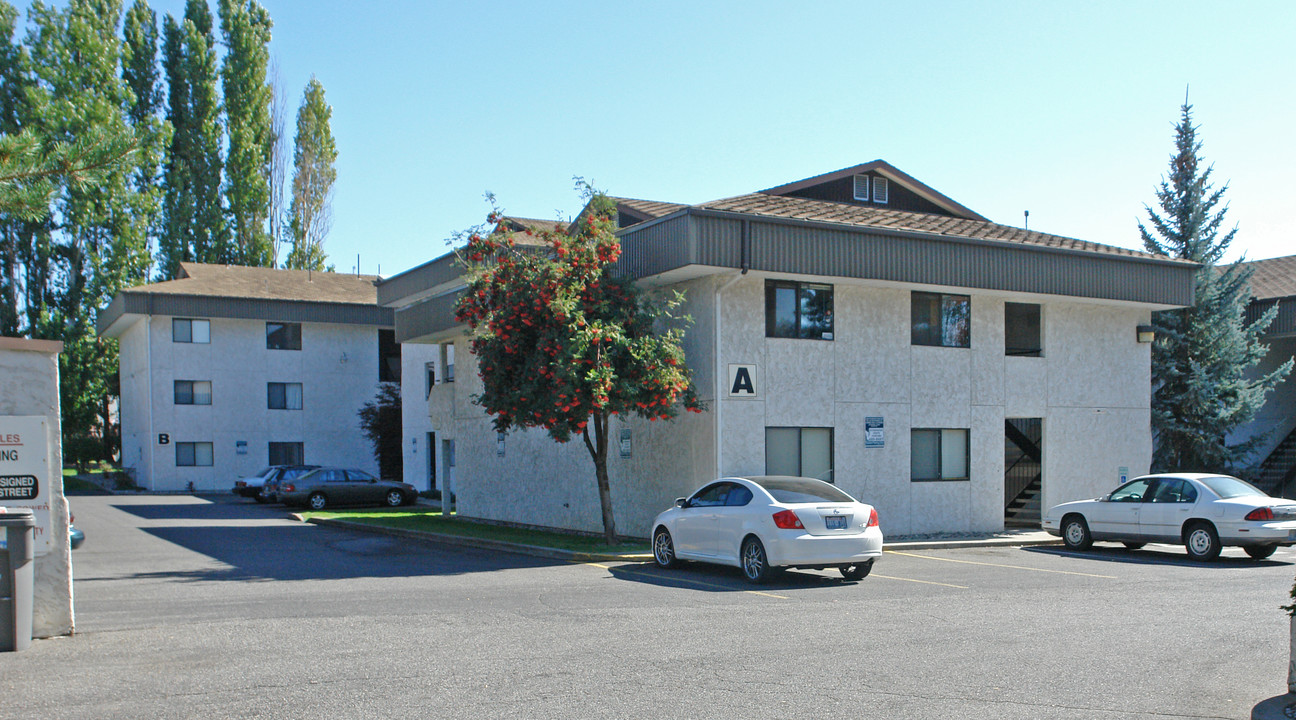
[751,477,855,504]
[1199,475,1265,499]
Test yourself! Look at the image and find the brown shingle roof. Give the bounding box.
[696,193,1183,262]
[612,197,689,220]
[125,262,382,305]
[1239,255,1296,300]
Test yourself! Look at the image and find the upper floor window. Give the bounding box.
[267,322,301,350]
[765,281,834,340]
[379,329,400,382]
[174,380,212,405]
[911,291,970,348]
[173,318,210,344]
[267,382,303,410]
[1005,302,1042,357]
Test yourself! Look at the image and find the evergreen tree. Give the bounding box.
[219,0,272,267]
[1140,101,1292,472]
[24,0,155,458]
[284,76,334,271]
[0,0,34,336]
[357,382,402,481]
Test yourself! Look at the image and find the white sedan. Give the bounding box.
[650,475,883,583]
[1042,473,1296,561]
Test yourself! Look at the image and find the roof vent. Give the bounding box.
[872,176,889,204]
[852,175,869,201]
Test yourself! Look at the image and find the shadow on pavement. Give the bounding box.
[606,560,858,593]
[1024,544,1292,569]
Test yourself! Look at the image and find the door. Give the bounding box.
[427,432,437,492]
[1138,478,1199,542]
[712,483,754,563]
[1085,478,1150,538]
[674,482,728,558]
[346,469,381,504]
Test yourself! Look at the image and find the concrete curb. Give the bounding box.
[295,514,1059,563]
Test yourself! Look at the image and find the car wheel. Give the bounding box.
[1185,522,1221,562]
[1122,542,1146,550]
[839,560,873,581]
[385,490,405,507]
[652,527,678,569]
[741,537,771,584]
[1061,515,1092,550]
[307,492,328,511]
[254,494,267,504]
[1245,544,1277,560]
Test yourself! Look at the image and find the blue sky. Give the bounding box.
[21,1,1296,276]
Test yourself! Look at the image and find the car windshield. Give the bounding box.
[751,476,856,504]
[1199,475,1266,499]
[254,467,273,477]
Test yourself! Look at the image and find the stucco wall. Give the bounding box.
[400,342,439,491]
[418,271,1155,539]
[0,340,72,638]
[119,316,386,491]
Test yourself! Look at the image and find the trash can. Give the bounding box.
[0,508,35,652]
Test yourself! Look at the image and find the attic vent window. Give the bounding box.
[852,175,869,201]
[872,176,889,204]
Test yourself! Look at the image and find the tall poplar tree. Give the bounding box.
[0,0,34,336]
[284,76,334,271]
[219,0,272,267]
[1140,101,1291,472]
[157,0,224,278]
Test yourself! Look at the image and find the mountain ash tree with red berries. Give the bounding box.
[454,187,702,543]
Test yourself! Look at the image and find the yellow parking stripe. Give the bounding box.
[580,562,789,599]
[873,573,967,589]
[884,550,1117,579]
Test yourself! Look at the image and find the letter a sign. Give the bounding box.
[728,364,758,398]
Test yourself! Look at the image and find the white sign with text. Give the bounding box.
[0,416,50,555]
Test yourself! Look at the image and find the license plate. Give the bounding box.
[826,515,848,530]
[1288,530,1296,541]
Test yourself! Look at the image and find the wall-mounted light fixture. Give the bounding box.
[1136,325,1156,344]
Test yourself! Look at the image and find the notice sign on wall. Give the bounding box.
[865,417,885,448]
[0,416,50,555]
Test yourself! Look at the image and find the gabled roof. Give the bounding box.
[1239,255,1296,300]
[142,262,383,304]
[759,159,989,222]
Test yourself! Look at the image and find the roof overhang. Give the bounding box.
[97,292,394,338]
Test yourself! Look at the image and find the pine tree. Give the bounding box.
[284,76,334,271]
[1140,101,1292,472]
[219,0,272,267]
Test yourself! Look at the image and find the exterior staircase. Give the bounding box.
[1004,419,1043,526]
[1254,426,1296,498]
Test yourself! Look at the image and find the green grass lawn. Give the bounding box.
[300,508,650,555]
[62,476,104,492]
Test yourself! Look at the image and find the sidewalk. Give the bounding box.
[300,508,1059,564]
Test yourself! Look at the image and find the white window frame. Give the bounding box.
[172,318,210,344]
[267,382,304,410]
[852,174,870,201]
[174,380,212,406]
[910,428,969,481]
[176,441,214,467]
[872,176,889,204]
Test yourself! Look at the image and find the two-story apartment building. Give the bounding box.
[99,263,397,492]
[380,161,1198,537]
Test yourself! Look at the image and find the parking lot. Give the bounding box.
[1,494,1291,719]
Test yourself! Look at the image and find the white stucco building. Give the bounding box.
[98,263,398,492]
[379,162,1198,538]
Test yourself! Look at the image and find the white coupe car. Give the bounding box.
[1042,473,1296,561]
[650,475,883,583]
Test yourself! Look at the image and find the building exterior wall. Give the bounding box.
[0,339,72,638]
[119,315,386,491]
[401,342,439,491]
[416,271,1154,539]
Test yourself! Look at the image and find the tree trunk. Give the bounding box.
[583,410,617,544]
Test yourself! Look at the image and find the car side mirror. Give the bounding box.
[370,479,378,483]
[675,497,688,508]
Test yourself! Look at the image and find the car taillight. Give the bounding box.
[1246,507,1275,521]
[866,507,879,528]
[772,509,804,529]
[282,483,295,493]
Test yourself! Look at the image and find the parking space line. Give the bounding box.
[873,573,967,589]
[885,550,1117,579]
[580,562,790,599]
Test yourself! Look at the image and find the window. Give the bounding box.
[872,176,889,204]
[1109,478,1151,502]
[176,441,214,467]
[1149,478,1198,504]
[852,174,869,201]
[441,343,455,383]
[687,481,752,507]
[425,362,436,398]
[173,318,210,344]
[765,281,834,340]
[910,428,969,481]
[267,382,303,410]
[173,380,212,405]
[266,322,301,350]
[1005,302,1042,357]
[379,329,400,382]
[911,292,970,348]
[268,441,304,466]
[765,427,834,481]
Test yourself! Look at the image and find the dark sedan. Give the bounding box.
[278,467,418,510]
